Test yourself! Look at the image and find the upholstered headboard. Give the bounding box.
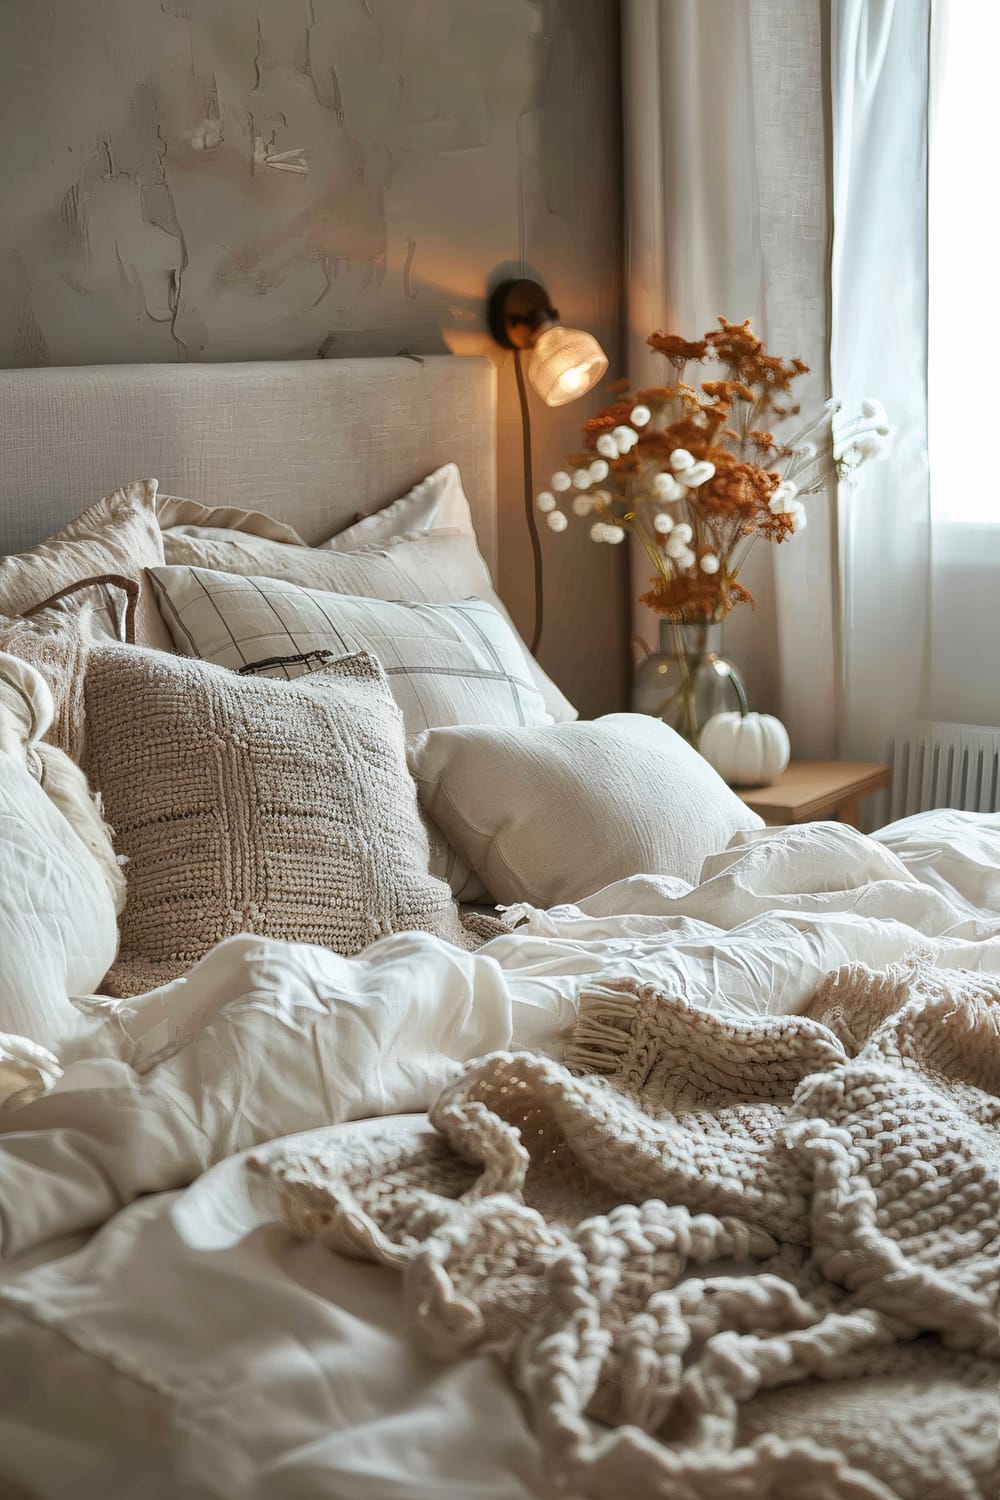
[0,355,498,569]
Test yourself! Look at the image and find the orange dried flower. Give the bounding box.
[640,574,754,621]
[647,333,709,364]
[548,317,821,630]
[702,380,754,404]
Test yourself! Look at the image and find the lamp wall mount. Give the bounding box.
[487,279,559,350]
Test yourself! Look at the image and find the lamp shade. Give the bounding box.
[528,326,609,407]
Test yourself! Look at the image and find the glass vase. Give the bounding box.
[631,618,747,747]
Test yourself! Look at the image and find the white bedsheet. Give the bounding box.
[1,814,999,1497]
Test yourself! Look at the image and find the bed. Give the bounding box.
[0,357,997,1500]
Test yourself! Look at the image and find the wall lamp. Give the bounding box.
[488,277,608,652]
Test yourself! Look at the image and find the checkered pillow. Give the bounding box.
[150,565,552,736]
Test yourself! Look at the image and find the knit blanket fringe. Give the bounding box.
[253,960,1000,1500]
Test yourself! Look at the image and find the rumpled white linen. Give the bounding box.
[1,814,999,1498]
[1,817,1000,1265]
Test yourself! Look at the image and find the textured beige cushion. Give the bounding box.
[409,714,765,907]
[0,479,169,650]
[84,646,468,997]
[160,520,576,724]
[322,463,474,552]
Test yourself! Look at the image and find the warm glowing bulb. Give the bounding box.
[528,325,609,407]
[557,365,589,395]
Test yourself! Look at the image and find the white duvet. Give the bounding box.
[1,811,999,1499]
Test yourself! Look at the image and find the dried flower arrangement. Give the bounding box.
[535,318,891,741]
[537,317,891,622]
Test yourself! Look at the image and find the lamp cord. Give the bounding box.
[513,347,544,655]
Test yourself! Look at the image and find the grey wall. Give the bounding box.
[0,0,627,717]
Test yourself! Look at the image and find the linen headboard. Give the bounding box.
[0,355,497,569]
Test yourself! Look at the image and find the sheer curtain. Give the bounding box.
[927,0,1000,731]
[831,0,931,764]
[622,0,838,756]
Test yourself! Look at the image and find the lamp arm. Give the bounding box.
[513,347,544,656]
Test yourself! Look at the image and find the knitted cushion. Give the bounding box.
[83,645,468,997]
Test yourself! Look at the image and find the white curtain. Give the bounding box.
[831,0,931,763]
[622,0,838,756]
[623,0,996,795]
[926,0,1000,731]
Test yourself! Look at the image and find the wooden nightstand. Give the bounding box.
[735,760,892,828]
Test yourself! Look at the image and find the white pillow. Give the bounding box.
[322,463,475,552]
[409,714,765,908]
[0,655,120,1046]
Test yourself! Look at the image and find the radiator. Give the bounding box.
[889,722,1000,820]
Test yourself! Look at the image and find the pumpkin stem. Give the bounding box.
[731,671,749,718]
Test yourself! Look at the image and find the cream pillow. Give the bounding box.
[156,492,307,544]
[0,654,121,1046]
[409,715,765,908]
[0,479,170,649]
[322,463,475,551]
[160,517,576,725]
[0,576,136,762]
[83,645,471,998]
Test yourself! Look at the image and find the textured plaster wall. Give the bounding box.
[0,0,627,715]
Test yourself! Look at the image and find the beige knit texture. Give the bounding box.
[260,961,1000,1499]
[84,645,470,997]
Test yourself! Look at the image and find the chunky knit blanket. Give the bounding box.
[257,962,1000,1499]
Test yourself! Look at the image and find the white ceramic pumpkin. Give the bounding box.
[700,711,790,787]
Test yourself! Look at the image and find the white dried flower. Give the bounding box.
[671,521,693,545]
[629,404,651,427]
[674,546,696,569]
[669,448,695,473]
[535,490,557,513]
[699,552,720,574]
[682,460,715,488]
[653,511,674,534]
[854,432,892,460]
[551,470,572,492]
[653,472,685,501]
[768,480,799,515]
[796,441,817,459]
[547,510,568,532]
[611,425,638,453]
[604,524,626,544]
[572,493,595,516]
[588,458,609,482]
[596,434,618,459]
[591,488,612,506]
[788,500,807,532]
[590,521,609,543]
[861,397,890,432]
[572,468,593,491]
[665,532,688,559]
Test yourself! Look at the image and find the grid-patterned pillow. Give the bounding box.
[149,565,553,737]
